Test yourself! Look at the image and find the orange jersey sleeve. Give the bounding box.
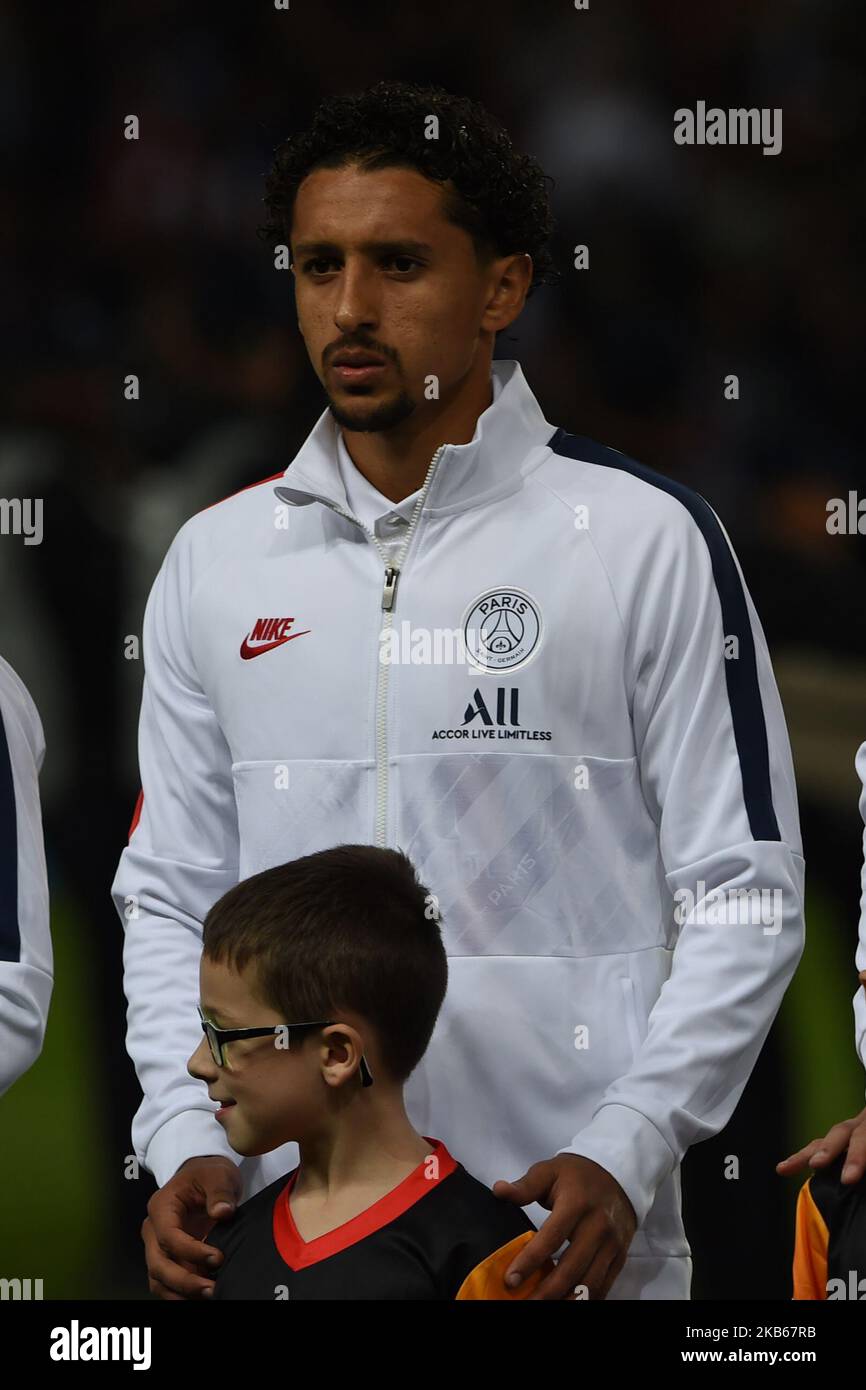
[456,1230,558,1300]
[792,1177,829,1300]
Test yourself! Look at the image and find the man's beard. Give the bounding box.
[326,386,416,433]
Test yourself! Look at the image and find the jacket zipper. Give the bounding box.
[316,444,448,846]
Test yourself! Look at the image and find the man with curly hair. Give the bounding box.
[115,80,805,1300]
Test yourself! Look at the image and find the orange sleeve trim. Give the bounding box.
[456,1230,555,1300]
[792,1177,830,1300]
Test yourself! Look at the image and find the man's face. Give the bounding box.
[187,954,330,1157]
[290,163,499,432]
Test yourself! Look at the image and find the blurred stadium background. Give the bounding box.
[0,0,864,1299]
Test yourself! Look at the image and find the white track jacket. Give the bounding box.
[0,655,52,1096]
[112,359,805,1299]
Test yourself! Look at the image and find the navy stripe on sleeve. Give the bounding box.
[547,427,781,843]
[0,706,20,962]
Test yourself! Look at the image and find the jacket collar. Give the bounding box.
[273,359,555,518]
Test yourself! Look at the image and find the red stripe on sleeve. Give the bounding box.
[128,788,144,841]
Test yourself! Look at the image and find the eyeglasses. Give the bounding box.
[197,1006,373,1086]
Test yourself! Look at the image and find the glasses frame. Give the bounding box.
[197,1007,373,1086]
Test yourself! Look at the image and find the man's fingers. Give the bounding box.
[572,1242,618,1302]
[776,1141,824,1172]
[504,1205,584,1288]
[807,1121,857,1165]
[167,1156,241,1226]
[841,1120,866,1182]
[492,1178,522,1199]
[138,1160,241,1298]
[777,1116,866,1176]
[493,1166,554,1212]
[144,1245,216,1300]
[206,1196,237,1219]
[148,1216,225,1269]
[201,1170,242,1219]
[595,1243,628,1300]
[145,1244,215,1299]
[148,1276,192,1302]
[530,1226,615,1301]
[141,1217,219,1298]
[146,1187,229,1267]
[777,1135,842,1173]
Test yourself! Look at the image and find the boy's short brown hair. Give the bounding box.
[202,844,447,1084]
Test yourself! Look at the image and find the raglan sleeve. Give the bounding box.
[558,494,806,1229]
[0,659,52,1097]
[854,740,866,1084]
[111,525,241,1187]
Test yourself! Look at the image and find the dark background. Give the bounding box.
[1,0,864,1299]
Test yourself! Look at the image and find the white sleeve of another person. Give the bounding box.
[0,655,52,1098]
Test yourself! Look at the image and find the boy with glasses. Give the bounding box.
[186,842,555,1299]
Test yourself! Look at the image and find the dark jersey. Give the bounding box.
[208,1137,550,1300]
[793,1151,866,1299]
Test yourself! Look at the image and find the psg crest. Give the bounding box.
[462,587,542,673]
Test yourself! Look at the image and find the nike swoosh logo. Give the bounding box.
[240,630,311,660]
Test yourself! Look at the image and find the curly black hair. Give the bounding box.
[259,79,559,299]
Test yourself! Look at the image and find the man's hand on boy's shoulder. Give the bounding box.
[142,1154,243,1300]
[493,1154,636,1300]
[777,1104,866,1185]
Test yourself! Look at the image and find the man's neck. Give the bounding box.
[340,369,494,503]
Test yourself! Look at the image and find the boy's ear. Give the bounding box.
[320,1023,363,1080]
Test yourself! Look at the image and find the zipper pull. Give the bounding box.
[381,565,400,611]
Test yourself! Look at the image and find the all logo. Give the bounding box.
[463,687,520,726]
[431,686,553,743]
[462,587,542,673]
